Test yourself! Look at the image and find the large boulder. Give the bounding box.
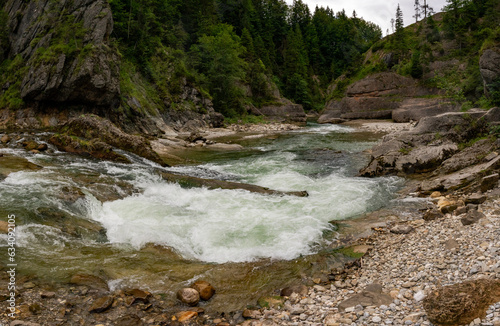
[423,279,500,326]
[319,72,447,123]
[256,103,306,124]
[4,0,120,106]
[60,115,165,165]
[317,100,344,124]
[411,109,487,134]
[392,98,459,122]
[479,48,500,97]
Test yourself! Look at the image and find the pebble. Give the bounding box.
[251,197,500,326]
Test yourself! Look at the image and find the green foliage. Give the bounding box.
[105,0,384,117]
[33,11,86,67]
[409,51,423,78]
[190,24,247,117]
[488,78,500,106]
[0,55,27,109]
[430,72,467,103]
[0,9,9,60]
[224,114,267,125]
[119,59,162,116]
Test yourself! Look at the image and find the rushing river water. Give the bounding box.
[0,123,403,311]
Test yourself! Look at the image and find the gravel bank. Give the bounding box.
[240,195,500,326]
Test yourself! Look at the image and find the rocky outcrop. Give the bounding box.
[160,172,309,197]
[250,98,306,124]
[256,103,306,124]
[49,134,130,163]
[423,279,500,326]
[53,114,165,165]
[392,98,460,123]
[0,0,223,137]
[360,108,500,194]
[3,0,120,106]
[320,73,457,123]
[480,48,500,97]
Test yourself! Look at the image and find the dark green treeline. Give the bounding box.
[108,0,382,116]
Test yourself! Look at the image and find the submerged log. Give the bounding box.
[159,172,308,197]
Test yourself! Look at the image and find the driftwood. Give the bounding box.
[159,172,308,197]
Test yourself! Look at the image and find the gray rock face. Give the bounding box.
[256,103,306,124]
[461,209,485,226]
[360,108,500,195]
[480,48,500,96]
[319,72,446,123]
[4,0,120,106]
[392,98,459,123]
[481,173,499,192]
[411,109,487,134]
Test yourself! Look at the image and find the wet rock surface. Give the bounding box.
[160,172,309,197]
[177,288,200,306]
[2,121,500,326]
[359,109,500,197]
[60,114,165,165]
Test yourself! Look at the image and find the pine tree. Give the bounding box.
[410,51,423,78]
[420,0,434,19]
[394,4,406,50]
[395,4,404,33]
[241,28,255,61]
[413,0,421,23]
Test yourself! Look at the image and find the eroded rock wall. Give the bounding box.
[4,0,120,106]
[320,72,458,123]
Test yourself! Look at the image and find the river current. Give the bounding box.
[0,123,402,310]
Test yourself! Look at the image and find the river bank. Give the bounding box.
[236,189,500,326]
[0,120,399,325]
[1,112,500,326]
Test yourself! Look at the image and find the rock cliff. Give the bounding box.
[3,0,119,106]
[0,0,222,135]
[480,48,500,97]
[319,73,458,123]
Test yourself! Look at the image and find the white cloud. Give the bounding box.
[284,0,448,36]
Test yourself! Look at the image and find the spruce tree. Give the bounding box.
[395,4,405,45]
[413,0,421,23]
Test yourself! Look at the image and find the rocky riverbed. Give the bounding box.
[2,113,500,325]
[236,190,500,326]
[2,186,499,326]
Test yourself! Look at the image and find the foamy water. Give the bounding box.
[1,123,401,265]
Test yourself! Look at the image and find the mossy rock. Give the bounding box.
[257,296,285,309]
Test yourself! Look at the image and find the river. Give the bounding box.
[0,123,403,311]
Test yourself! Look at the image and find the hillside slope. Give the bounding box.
[0,0,228,135]
[320,1,500,123]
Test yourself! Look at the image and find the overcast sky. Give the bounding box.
[284,0,449,36]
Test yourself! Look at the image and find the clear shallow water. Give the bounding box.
[0,123,402,310]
